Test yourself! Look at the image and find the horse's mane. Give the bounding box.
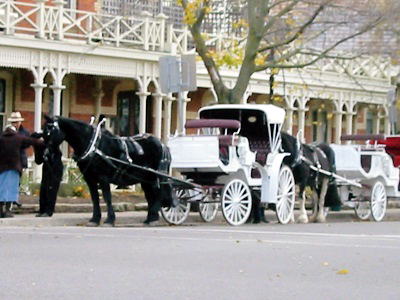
[57,116,91,128]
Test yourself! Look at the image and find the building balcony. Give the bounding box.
[0,0,189,53]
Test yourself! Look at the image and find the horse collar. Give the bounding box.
[74,127,101,162]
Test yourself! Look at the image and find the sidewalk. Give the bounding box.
[1,209,400,227]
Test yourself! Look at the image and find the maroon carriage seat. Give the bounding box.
[248,139,270,178]
[185,119,241,164]
[372,136,400,167]
[185,119,241,131]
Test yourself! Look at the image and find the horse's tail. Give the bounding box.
[317,143,341,209]
[158,143,173,208]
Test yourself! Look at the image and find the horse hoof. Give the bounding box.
[297,215,308,224]
[316,216,326,223]
[102,222,115,227]
[86,221,99,227]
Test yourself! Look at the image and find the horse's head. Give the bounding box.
[43,115,65,148]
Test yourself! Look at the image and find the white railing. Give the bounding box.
[0,0,190,52]
[0,1,393,80]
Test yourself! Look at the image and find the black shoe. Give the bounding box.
[14,202,22,208]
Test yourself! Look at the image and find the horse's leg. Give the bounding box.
[86,180,101,226]
[100,182,115,227]
[297,186,308,224]
[316,178,329,223]
[308,189,319,223]
[142,182,160,225]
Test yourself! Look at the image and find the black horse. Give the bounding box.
[281,132,340,223]
[43,116,173,226]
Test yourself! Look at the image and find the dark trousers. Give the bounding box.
[39,162,63,216]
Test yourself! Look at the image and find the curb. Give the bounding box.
[1,209,400,227]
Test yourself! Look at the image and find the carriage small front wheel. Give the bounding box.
[370,181,387,222]
[275,165,295,224]
[354,199,371,220]
[221,179,252,226]
[161,187,191,225]
[199,196,219,222]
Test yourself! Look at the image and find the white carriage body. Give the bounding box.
[168,104,290,205]
[331,144,400,198]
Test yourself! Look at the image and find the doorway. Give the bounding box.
[116,91,140,136]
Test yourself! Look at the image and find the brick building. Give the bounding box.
[0,0,395,156]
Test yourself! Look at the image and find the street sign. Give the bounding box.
[159,56,181,94]
[158,54,197,94]
[181,54,197,92]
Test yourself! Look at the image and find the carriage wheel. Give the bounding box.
[161,187,191,225]
[276,165,296,224]
[370,181,387,222]
[354,200,371,220]
[199,197,219,222]
[221,179,252,226]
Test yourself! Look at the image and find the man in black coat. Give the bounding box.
[34,130,64,218]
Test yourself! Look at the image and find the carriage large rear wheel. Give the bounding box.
[370,181,387,222]
[275,165,296,224]
[221,179,252,226]
[161,187,191,225]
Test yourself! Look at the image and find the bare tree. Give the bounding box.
[179,0,387,104]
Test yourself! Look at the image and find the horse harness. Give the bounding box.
[71,120,171,186]
[294,143,333,185]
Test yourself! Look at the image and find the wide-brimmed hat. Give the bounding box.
[7,112,24,122]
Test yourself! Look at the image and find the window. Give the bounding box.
[366,111,373,134]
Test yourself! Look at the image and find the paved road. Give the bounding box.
[1,221,400,300]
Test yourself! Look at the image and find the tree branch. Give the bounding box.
[258,3,326,53]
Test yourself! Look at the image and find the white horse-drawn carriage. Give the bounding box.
[162,104,296,226]
[330,135,400,222]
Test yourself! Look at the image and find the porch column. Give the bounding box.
[152,93,164,138]
[50,85,65,116]
[162,95,174,143]
[385,117,391,135]
[137,92,150,134]
[373,115,380,134]
[285,108,293,134]
[49,60,68,116]
[30,64,48,132]
[334,111,343,144]
[345,113,354,144]
[94,78,104,120]
[31,83,47,132]
[177,91,190,135]
[298,108,306,142]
